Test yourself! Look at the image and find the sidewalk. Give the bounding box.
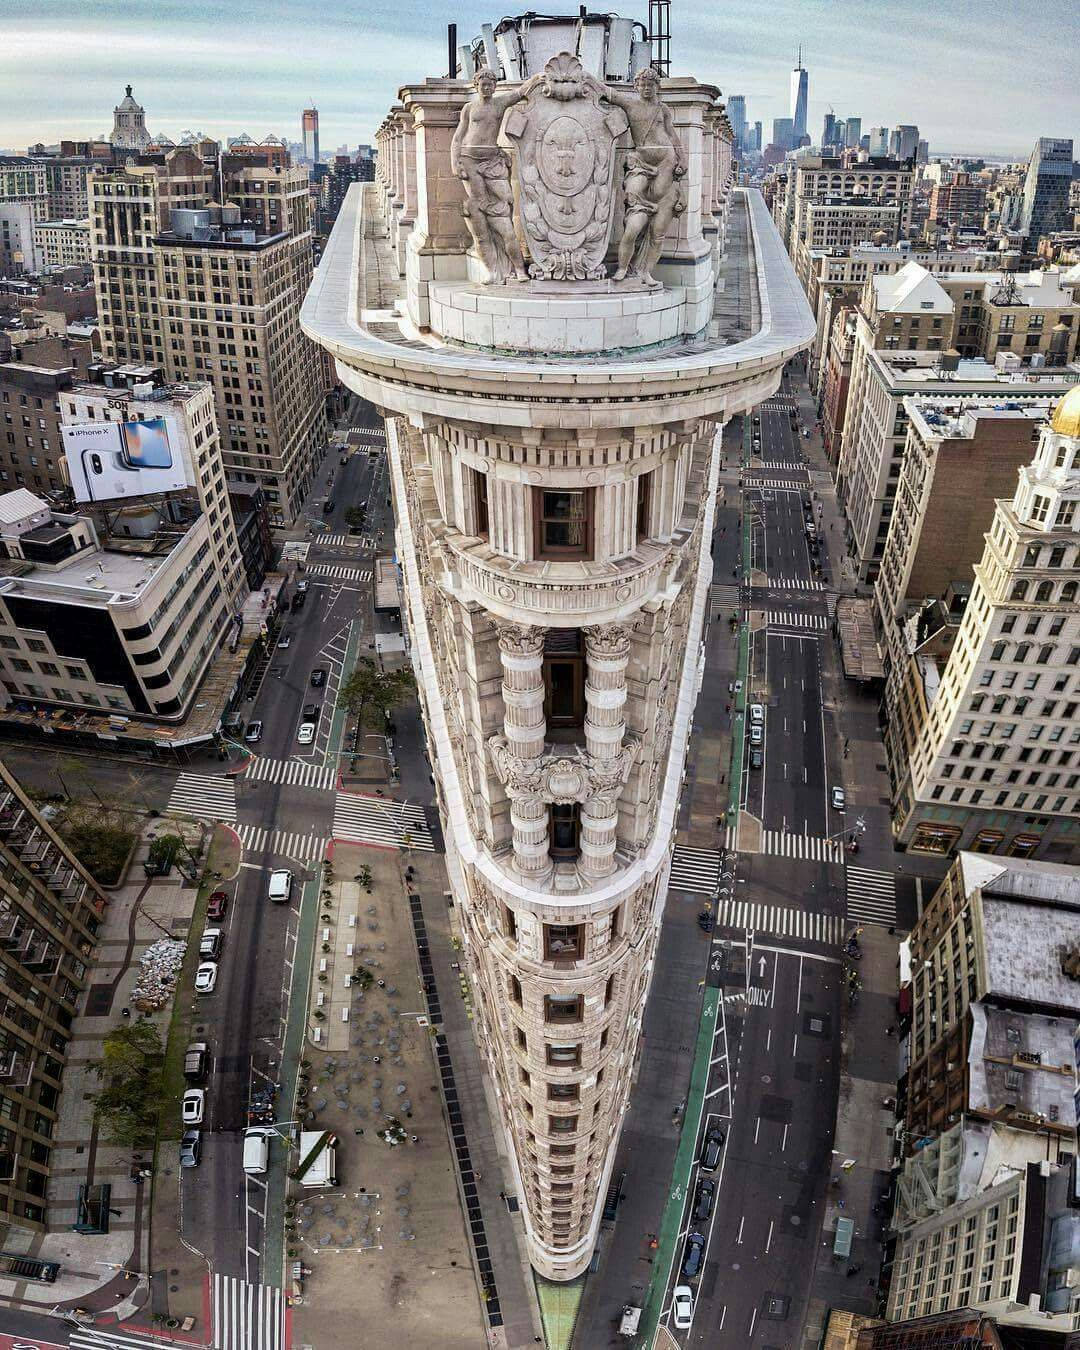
[0,817,206,1331]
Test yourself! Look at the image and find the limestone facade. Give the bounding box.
[303,15,813,1280]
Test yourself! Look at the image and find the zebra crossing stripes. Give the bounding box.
[308,562,374,582]
[710,582,742,606]
[766,575,826,591]
[846,865,898,927]
[69,1328,207,1350]
[332,792,436,850]
[213,1271,286,1350]
[349,426,386,441]
[166,772,237,824]
[760,829,845,863]
[746,477,804,490]
[669,845,723,894]
[236,823,328,862]
[318,532,380,549]
[716,899,843,945]
[765,611,828,631]
[756,397,796,411]
[245,756,338,791]
[752,461,807,471]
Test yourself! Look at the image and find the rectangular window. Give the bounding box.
[544,923,584,960]
[534,488,593,560]
[549,803,581,860]
[544,994,583,1024]
[636,471,653,541]
[549,1114,578,1134]
[509,974,522,1005]
[472,467,489,537]
[543,630,585,731]
[548,1082,580,1100]
[546,1043,581,1068]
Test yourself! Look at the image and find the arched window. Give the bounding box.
[1014,643,1031,663]
[1010,580,1028,601]
[1061,581,1077,603]
[1035,581,1053,603]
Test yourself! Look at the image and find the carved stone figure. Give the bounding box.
[451,68,538,284]
[594,67,686,287]
[503,53,629,281]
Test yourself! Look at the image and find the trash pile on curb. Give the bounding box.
[130,938,186,1010]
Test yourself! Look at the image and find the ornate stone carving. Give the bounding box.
[487,736,636,801]
[495,621,545,658]
[488,735,545,795]
[503,53,629,282]
[451,68,538,284]
[594,68,687,288]
[582,623,634,660]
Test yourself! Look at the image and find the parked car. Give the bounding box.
[268,869,292,903]
[749,723,763,745]
[194,962,218,994]
[831,786,846,811]
[750,703,765,723]
[322,499,335,514]
[183,1042,209,1083]
[277,633,291,649]
[296,579,309,594]
[297,723,315,745]
[199,928,222,960]
[310,668,327,687]
[749,747,763,769]
[206,891,228,921]
[699,1125,726,1172]
[291,591,306,611]
[301,704,320,723]
[672,1285,693,1331]
[696,910,715,933]
[180,1130,201,1168]
[681,1231,706,1280]
[181,1089,205,1126]
[693,1177,717,1223]
[244,721,263,743]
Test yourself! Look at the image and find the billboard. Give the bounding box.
[61,417,193,503]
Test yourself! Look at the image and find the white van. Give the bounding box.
[243,1127,269,1175]
[267,869,292,903]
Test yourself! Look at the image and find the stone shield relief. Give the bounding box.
[503,53,629,281]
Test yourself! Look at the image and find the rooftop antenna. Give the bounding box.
[648,0,671,76]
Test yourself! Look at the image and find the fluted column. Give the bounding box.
[580,624,632,878]
[496,622,550,878]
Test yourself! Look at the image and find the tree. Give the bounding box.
[57,806,137,886]
[90,1021,168,1147]
[343,506,366,529]
[339,659,414,731]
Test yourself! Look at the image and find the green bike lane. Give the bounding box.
[636,418,753,1346]
[262,616,363,1284]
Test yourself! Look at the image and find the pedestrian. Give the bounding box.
[474,1170,482,1182]
[885,1025,895,1036]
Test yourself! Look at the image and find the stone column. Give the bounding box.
[581,624,632,878]
[496,622,550,878]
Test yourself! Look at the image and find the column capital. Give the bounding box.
[582,623,634,660]
[496,621,546,658]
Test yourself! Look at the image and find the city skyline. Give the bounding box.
[3,0,1075,158]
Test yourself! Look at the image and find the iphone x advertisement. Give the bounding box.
[61,417,193,502]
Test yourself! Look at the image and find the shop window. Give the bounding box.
[1006,834,1040,858]
[910,823,962,855]
[533,488,593,560]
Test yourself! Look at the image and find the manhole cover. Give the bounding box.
[790,1215,801,1225]
[809,1017,823,1033]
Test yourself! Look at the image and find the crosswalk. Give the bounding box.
[669,845,723,893]
[317,532,380,549]
[715,899,844,945]
[348,426,386,442]
[245,756,338,791]
[332,792,436,850]
[710,582,742,607]
[308,563,374,582]
[846,865,898,927]
[236,822,328,862]
[764,610,828,631]
[213,1272,286,1350]
[752,461,807,471]
[746,477,804,490]
[69,1329,212,1350]
[765,576,826,591]
[166,772,237,824]
[760,828,845,862]
[756,397,797,412]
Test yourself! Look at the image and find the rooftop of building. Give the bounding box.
[876,349,1080,393]
[872,261,953,313]
[904,395,1057,442]
[967,1004,1078,1131]
[834,594,885,679]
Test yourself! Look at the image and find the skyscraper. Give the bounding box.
[772,117,794,152]
[868,126,890,157]
[301,106,320,164]
[843,116,862,149]
[752,121,763,152]
[790,47,808,144]
[821,111,836,150]
[302,10,814,1282]
[109,84,150,152]
[727,94,747,152]
[893,124,919,161]
[1021,136,1073,242]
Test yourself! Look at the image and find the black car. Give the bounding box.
[301,704,320,724]
[322,499,335,514]
[749,746,763,769]
[291,591,306,611]
[682,1231,706,1279]
[696,911,715,933]
[693,1178,716,1223]
[310,668,327,687]
[700,1125,726,1172]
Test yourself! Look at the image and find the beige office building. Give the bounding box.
[89,148,327,520]
[302,12,812,1279]
[887,391,1080,860]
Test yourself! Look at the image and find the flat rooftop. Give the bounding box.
[968,1004,1077,1130]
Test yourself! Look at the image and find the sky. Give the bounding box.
[2,0,1077,160]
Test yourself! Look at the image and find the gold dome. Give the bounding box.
[1051,386,1080,438]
